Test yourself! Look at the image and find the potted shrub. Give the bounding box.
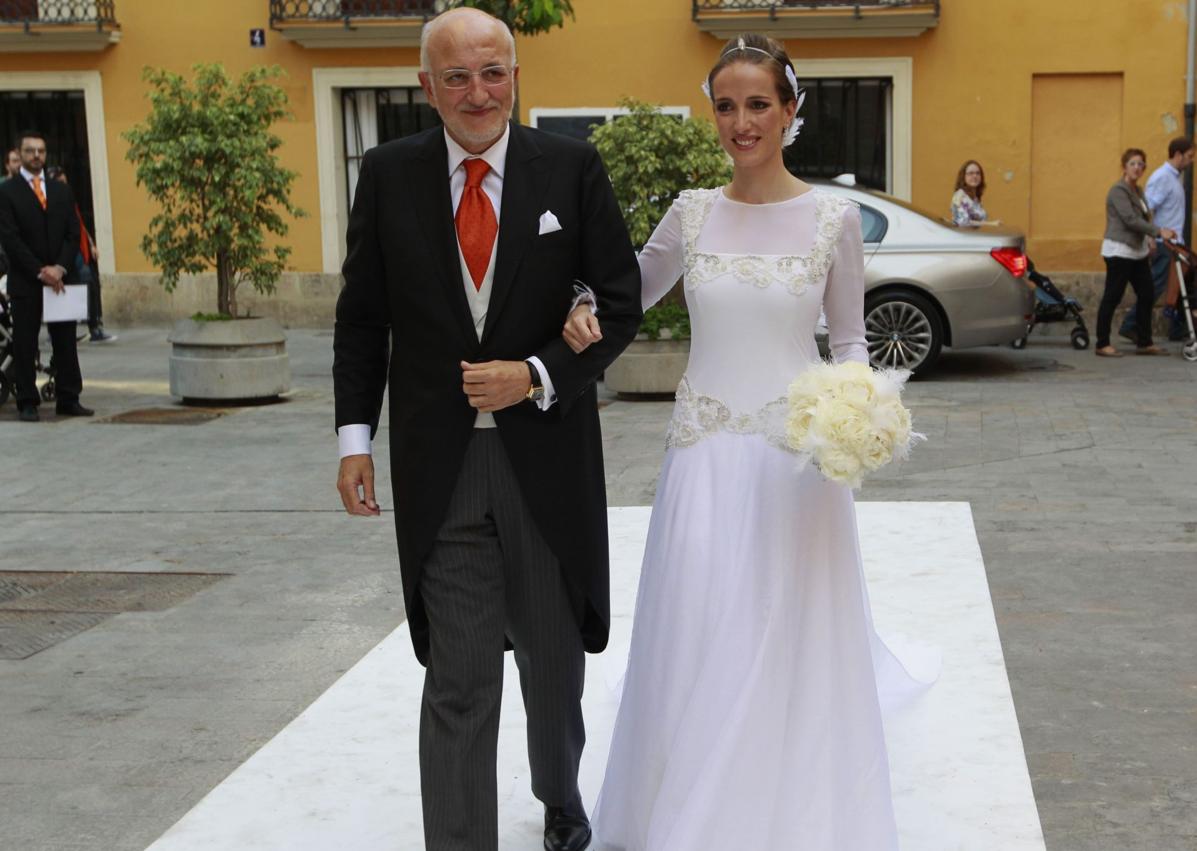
[124,64,305,403]
[589,98,730,394]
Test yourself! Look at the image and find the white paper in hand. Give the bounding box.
[42,284,89,323]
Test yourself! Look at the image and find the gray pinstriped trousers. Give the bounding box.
[419,430,587,851]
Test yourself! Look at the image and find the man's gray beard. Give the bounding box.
[452,112,511,150]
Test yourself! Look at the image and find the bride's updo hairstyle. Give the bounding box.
[705,32,798,107]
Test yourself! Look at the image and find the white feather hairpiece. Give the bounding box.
[784,74,805,147]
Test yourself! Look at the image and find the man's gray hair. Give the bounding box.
[420,8,517,73]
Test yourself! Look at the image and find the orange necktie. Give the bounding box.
[29,175,46,210]
[455,159,497,291]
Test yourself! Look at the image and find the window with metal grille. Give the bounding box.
[342,87,441,209]
[530,107,690,143]
[785,77,891,192]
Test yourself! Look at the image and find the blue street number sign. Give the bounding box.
[250,29,266,48]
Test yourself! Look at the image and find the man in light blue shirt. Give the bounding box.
[1121,136,1194,341]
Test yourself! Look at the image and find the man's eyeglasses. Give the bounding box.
[439,65,513,90]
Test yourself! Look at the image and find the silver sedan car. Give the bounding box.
[817,178,1035,374]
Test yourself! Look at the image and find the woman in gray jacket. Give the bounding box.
[1097,148,1177,356]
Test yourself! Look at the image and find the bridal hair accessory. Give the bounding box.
[785,361,924,488]
[700,38,806,146]
[784,82,805,147]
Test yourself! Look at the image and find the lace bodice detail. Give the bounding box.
[677,187,850,295]
[634,184,870,453]
[665,377,794,453]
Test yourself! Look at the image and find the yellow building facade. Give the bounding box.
[0,0,1191,321]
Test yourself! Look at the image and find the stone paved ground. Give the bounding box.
[0,328,1193,851]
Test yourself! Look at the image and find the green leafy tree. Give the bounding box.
[590,98,731,340]
[449,0,575,121]
[123,64,305,318]
[451,0,574,33]
[589,98,731,248]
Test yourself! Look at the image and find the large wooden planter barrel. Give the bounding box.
[168,317,291,404]
[603,338,690,395]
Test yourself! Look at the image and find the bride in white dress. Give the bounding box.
[564,33,923,850]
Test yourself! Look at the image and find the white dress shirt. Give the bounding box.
[20,166,46,203]
[338,127,558,458]
[1145,161,1185,242]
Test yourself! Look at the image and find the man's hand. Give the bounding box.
[337,454,381,516]
[461,360,531,413]
[1161,227,1179,242]
[563,304,602,354]
[38,265,65,293]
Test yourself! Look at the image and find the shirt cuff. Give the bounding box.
[569,281,599,316]
[526,356,557,411]
[337,423,373,458]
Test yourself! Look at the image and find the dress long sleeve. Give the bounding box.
[824,204,869,365]
[637,201,685,311]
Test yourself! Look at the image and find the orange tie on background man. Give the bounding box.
[29,175,46,211]
[455,158,497,291]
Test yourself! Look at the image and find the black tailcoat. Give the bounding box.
[0,174,80,296]
[333,124,642,665]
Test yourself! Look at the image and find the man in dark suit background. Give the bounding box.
[0,130,93,422]
[333,8,641,850]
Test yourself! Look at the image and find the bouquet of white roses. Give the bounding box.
[785,361,921,488]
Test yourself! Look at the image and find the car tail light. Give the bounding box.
[990,247,1027,278]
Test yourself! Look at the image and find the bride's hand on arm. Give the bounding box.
[563,304,602,353]
[562,195,686,354]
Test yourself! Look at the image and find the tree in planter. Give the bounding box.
[589,97,731,339]
[123,64,305,318]
[450,0,574,121]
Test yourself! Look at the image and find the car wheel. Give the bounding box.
[864,290,944,375]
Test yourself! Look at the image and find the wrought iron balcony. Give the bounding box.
[0,0,121,51]
[270,0,443,48]
[692,0,939,39]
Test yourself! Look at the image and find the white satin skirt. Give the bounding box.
[592,432,929,850]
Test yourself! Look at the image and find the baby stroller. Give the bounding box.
[1163,241,1197,362]
[0,290,56,408]
[1011,260,1090,350]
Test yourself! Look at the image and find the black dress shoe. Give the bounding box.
[18,406,39,422]
[544,807,591,851]
[55,401,94,417]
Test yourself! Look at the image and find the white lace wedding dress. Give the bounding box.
[592,187,924,850]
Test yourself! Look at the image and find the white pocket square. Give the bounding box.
[538,210,562,235]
